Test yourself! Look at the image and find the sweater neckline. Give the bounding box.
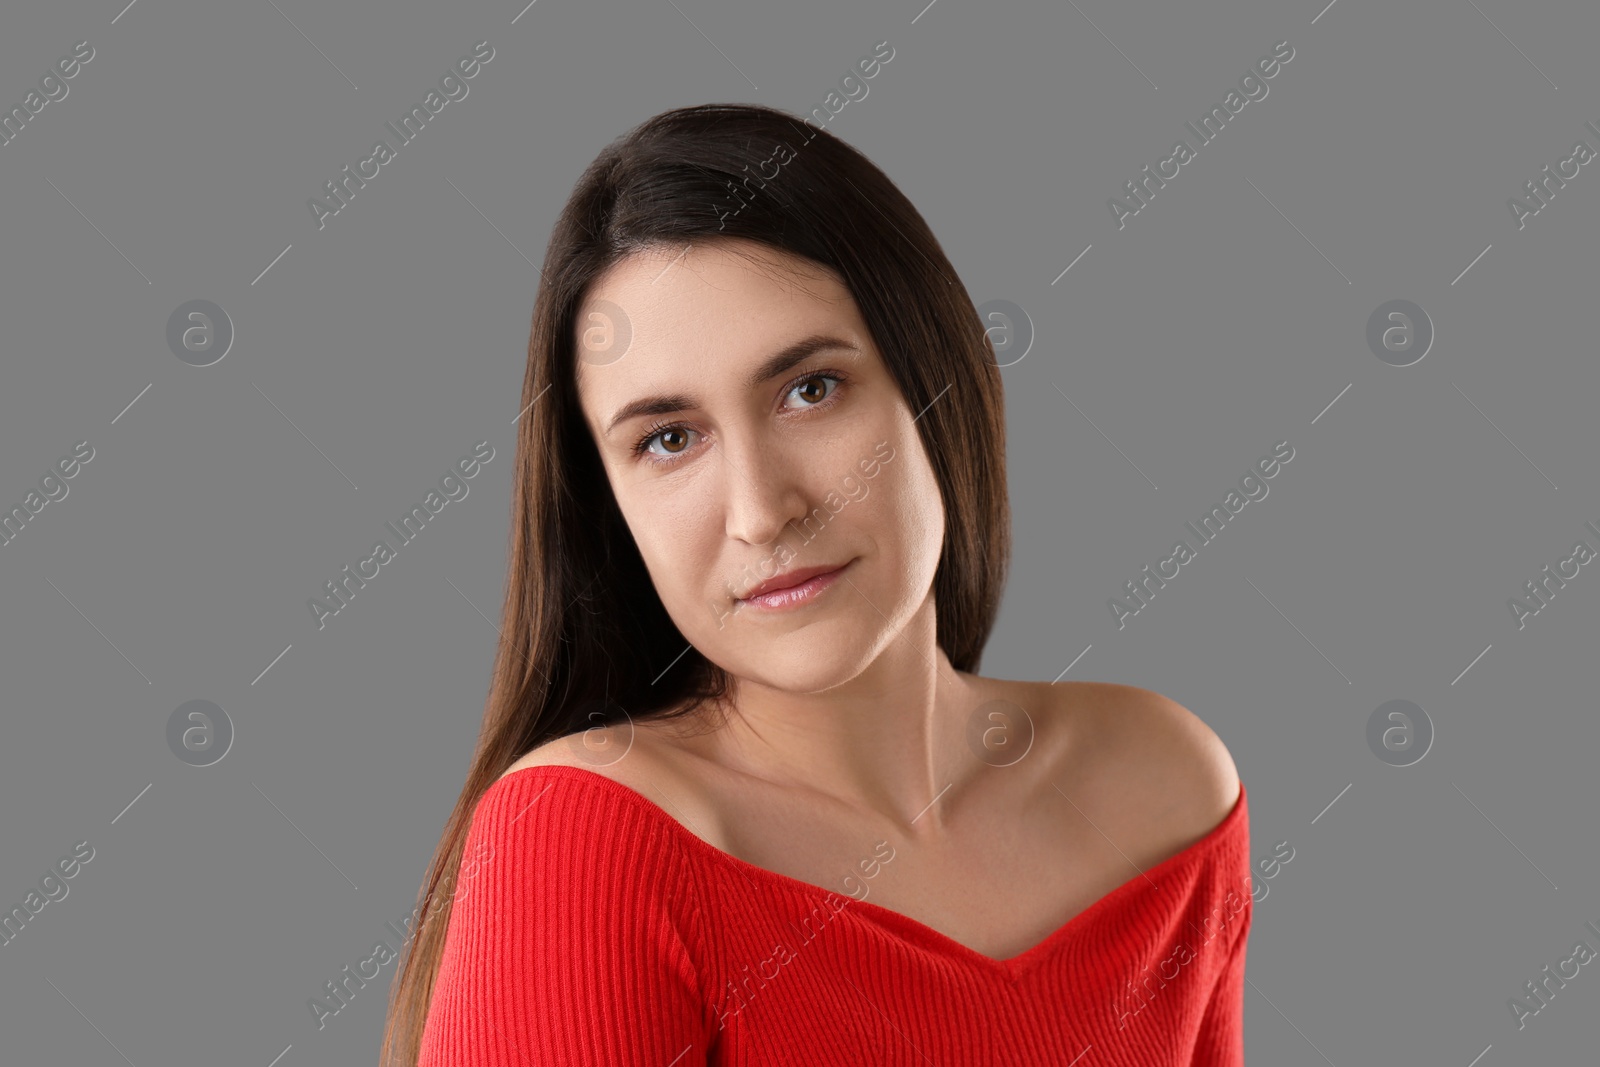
[489,763,1248,984]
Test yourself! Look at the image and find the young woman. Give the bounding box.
[382,102,1252,1066]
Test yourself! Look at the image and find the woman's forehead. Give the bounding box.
[584,240,841,316]
[573,247,867,399]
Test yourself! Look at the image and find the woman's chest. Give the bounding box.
[706,783,1163,963]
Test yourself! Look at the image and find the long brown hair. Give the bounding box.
[379,101,1011,1065]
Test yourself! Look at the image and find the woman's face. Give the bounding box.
[573,238,945,695]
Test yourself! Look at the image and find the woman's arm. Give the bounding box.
[418,772,714,1065]
[1190,900,1251,1065]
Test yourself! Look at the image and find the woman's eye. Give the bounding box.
[643,426,695,457]
[635,373,845,464]
[788,374,840,408]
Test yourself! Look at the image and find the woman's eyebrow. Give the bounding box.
[602,333,858,438]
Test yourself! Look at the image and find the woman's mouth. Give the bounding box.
[737,559,854,611]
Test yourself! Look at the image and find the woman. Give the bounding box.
[383,102,1252,1066]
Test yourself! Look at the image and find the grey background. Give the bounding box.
[1,0,1595,1063]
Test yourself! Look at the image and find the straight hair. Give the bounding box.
[379,101,1010,1065]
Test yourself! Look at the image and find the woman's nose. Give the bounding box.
[720,438,809,547]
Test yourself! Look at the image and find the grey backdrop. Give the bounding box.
[2,0,1596,1063]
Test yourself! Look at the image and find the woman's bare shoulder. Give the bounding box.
[1081,684,1241,825]
[1024,679,1241,845]
[495,720,727,841]
[499,723,688,785]
[497,735,618,780]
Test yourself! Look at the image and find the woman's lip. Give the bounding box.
[738,560,852,609]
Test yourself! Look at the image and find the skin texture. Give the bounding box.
[572,238,966,821]
[508,237,1241,961]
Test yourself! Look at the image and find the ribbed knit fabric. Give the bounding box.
[418,765,1252,1065]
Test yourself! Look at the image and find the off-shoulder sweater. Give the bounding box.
[418,765,1253,1065]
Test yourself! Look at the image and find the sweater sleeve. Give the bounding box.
[418,771,714,1066]
[1190,896,1251,1066]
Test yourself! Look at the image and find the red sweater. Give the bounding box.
[419,765,1252,1065]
